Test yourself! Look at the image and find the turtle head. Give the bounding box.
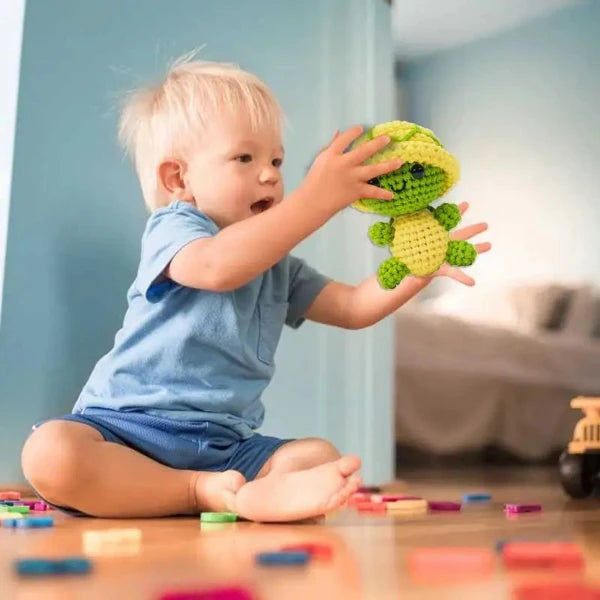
[351,122,459,217]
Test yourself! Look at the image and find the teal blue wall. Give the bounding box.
[400,0,600,296]
[0,1,395,482]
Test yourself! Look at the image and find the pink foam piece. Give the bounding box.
[428,501,462,511]
[159,588,254,600]
[504,504,542,514]
[33,502,49,511]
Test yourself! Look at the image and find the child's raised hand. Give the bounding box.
[303,125,403,216]
[432,202,491,286]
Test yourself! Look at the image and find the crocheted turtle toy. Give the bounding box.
[352,120,477,289]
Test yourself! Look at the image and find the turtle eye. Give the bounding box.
[367,177,380,187]
[409,163,425,179]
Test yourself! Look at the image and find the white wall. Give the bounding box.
[0,0,26,321]
[398,0,600,312]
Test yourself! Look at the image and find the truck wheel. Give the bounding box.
[559,451,594,499]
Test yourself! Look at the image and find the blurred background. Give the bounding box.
[0,0,598,485]
[391,0,600,470]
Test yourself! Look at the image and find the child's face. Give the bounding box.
[184,110,284,228]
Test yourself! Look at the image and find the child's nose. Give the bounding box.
[259,166,279,184]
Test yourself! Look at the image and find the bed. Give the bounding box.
[393,283,600,460]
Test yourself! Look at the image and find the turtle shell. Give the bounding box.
[391,210,448,276]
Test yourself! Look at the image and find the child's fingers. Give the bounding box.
[450,222,488,240]
[358,159,403,181]
[448,267,475,286]
[319,129,340,153]
[328,125,364,154]
[347,134,392,164]
[358,184,395,201]
[458,201,469,215]
[474,242,492,254]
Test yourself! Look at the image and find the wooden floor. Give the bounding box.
[2,467,600,600]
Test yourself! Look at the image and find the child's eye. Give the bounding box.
[236,154,252,163]
[272,158,283,168]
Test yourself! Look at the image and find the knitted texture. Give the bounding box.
[446,240,477,267]
[433,203,461,231]
[350,120,477,289]
[378,258,410,290]
[368,221,395,246]
[352,121,459,214]
[390,210,448,276]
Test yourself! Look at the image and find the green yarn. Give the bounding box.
[354,120,479,289]
[368,220,395,246]
[433,203,461,231]
[378,257,410,289]
[446,240,477,267]
[361,163,445,217]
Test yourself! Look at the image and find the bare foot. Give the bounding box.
[193,469,246,513]
[231,455,362,522]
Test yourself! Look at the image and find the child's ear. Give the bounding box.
[157,159,193,201]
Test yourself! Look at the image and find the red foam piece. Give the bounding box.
[0,492,21,501]
[408,547,494,573]
[513,582,600,600]
[357,486,381,494]
[281,543,333,560]
[355,501,386,512]
[347,493,371,506]
[503,542,584,569]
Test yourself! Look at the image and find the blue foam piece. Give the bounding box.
[256,551,311,566]
[15,559,56,576]
[56,558,92,574]
[16,517,54,528]
[2,519,21,528]
[15,557,92,576]
[462,493,492,502]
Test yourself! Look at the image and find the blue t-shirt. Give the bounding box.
[73,200,331,438]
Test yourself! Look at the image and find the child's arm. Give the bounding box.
[166,127,403,292]
[304,275,432,329]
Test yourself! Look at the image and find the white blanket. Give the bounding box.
[394,308,600,459]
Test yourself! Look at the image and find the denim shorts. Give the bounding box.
[29,408,290,517]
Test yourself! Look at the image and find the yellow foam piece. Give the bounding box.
[385,499,427,511]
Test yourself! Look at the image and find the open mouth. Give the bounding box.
[250,197,274,214]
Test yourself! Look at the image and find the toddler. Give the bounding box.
[21,57,489,521]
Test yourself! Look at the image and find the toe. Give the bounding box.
[336,455,362,477]
[339,475,362,504]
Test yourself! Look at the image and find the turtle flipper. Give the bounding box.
[377,257,410,289]
[446,240,477,266]
[368,220,395,246]
[433,203,461,231]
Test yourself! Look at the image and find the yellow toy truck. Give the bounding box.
[559,396,600,498]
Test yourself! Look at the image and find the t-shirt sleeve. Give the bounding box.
[286,255,331,329]
[136,204,217,302]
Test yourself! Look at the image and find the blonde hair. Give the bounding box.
[118,54,283,211]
